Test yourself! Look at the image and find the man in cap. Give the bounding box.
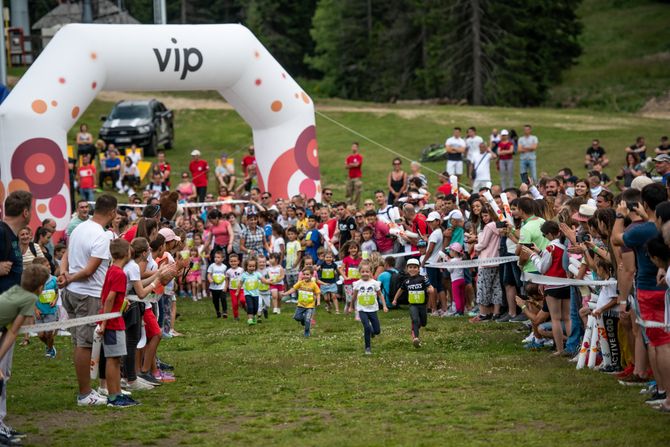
[189,149,209,202]
[653,154,670,186]
[422,211,448,314]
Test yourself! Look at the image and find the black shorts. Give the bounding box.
[545,286,571,299]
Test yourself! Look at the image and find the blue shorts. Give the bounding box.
[321,283,338,294]
[426,267,444,292]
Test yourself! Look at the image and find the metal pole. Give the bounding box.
[153,0,167,24]
[0,0,6,86]
[82,0,93,23]
[9,0,30,63]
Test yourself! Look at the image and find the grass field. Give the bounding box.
[10,300,669,446]
[549,0,670,112]
[68,96,669,202]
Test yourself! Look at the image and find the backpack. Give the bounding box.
[28,242,37,257]
[383,269,408,306]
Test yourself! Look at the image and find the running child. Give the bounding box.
[284,226,302,303]
[257,255,272,319]
[338,241,362,315]
[237,257,262,325]
[226,253,245,321]
[194,232,209,300]
[352,261,388,354]
[186,246,203,301]
[32,257,58,359]
[282,265,321,337]
[207,250,228,318]
[267,253,285,314]
[317,251,340,313]
[392,258,434,348]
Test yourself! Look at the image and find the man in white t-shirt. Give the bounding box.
[445,127,466,179]
[421,211,447,314]
[59,194,118,407]
[518,124,539,181]
[465,127,484,165]
[470,141,498,192]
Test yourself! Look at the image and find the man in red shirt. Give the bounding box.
[189,149,209,202]
[156,150,172,187]
[436,171,452,197]
[345,142,363,208]
[497,129,515,190]
[241,145,256,176]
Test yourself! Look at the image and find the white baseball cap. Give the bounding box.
[426,211,442,222]
[500,129,509,136]
[406,258,420,266]
[190,149,201,156]
[447,209,464,221]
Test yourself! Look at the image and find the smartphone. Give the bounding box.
[521,243,534,248]
[626,201,638,211]
[520,172,530,185]
[495,221,508,229]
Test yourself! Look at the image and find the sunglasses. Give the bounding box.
[355,215,363,218]
[393,162,401,165]
[324,192,332,196]
[364,203,374,206]
[261,195,270,199]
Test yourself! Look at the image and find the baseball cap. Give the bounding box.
[448,242,464,253]
[630,175,654,191]
[158,228,181,242]
[417,239,427,248]
[426,211,441,222]
[447,209,464,221]
[500,129,509,136]
[653,154,670,163]
[571,204,596,222]
[407,258,420,266]
[190,149,201,156]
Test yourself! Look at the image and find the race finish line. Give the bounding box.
[19,312,122,334]
[426,256,518,270]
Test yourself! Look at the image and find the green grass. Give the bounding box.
[549,0,670,112]
[69,97,669,201]
[10,300,669,446]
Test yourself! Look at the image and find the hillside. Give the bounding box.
[549,0,670,113]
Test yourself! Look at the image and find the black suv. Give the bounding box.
[99,99,174,156]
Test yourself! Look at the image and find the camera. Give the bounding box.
[495,221,508,229]
[576,233,591,243]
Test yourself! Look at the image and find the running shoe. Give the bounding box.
[126,379,154,391]
[496,313,512,323]
[364,348,372,355]
[77,390,107,406]
[413,337,421,348]
[154,372,176,383]
[615,364,635,379]
[509,313,529,323]
[107,395,140,408]
[618,374,649,386]
[645,391,667,405]
[138,372,162,386]
[157,358,174,371]
[469,314,492,323]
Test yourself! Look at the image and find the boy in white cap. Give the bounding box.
[392,258,434,348]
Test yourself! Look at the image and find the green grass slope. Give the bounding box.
[549,0,670,112]
[10,301,670,446]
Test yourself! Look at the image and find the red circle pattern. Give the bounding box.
[11,138,66,199]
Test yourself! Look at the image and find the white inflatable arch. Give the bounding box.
[0,24,321,232]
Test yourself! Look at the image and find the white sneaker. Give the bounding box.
[126,379,154,391]
[522,333,535,344]
[98,386,132,396]
[569,354,580,363]
[77,390,107,406]
[276,308,281,315]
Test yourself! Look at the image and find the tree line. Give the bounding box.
[31,0,583,106]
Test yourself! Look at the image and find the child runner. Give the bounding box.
[238,257,262,325]
[317,251,340,313]
[207,250,228,318]
[257,255,272,319]
[282,265,321,337]
[267,253,285,315]
[392,258,434,348]
[339,241,362,316]
[226,253,245,321]
[352,261,388,354]
[99,238,140,407]
[360,226,377,260]
[194,232,209,300]
[32,257,59,359]
[271,223,286,265]
[284,226,302,303]
[186,246,203,301]
[447,242,466,317]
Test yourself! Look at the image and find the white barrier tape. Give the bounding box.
[522,272,616,287]
[426,256,518,270]
[635,318,670,330]
[19,312,122,334]
[126,295,160,303]
[89,199,249,209]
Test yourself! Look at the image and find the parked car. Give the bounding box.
[99,99,174,156]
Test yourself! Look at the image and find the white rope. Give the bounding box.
[19,312,122,334]
[522,272,617,287]
[384,251,420,258]
[426,256,518,270]
[89,199,249,208]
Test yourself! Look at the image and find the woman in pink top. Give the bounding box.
[473,203,503,320]
[206,209,234,264]
[176,172,197,203]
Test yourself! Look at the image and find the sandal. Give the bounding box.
[656,403,670,413]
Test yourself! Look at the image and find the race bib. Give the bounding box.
[212,273,225,285]
[348,267,360,279]
[362,251,370,260]
[298,290,315,306]
[180,250,189,260]
[270,274,281,284]
[321,268,335,279]
[229,278,240,289]
[192,262,201,271]
[358,292,376,306]
[408,290,426,304]
[259,279,270,291]
[245,278,259,291]
[39,289,56,304]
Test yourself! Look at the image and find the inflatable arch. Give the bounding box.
[0,24,321,232]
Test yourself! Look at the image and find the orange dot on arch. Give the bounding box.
[72,106,80,119]
[51,100,58,107]
[37,203,47,214]
[301,92,311,104]
[92,81,97,89]
[254,51,260,59]
[255,79,262,86]
[32,100,47,114]
[8,179,29,193]
[270,101,283,112]
[58,77,66,84]
[90,52,97,60]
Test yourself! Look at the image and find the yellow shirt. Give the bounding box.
[293,280,320,309]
